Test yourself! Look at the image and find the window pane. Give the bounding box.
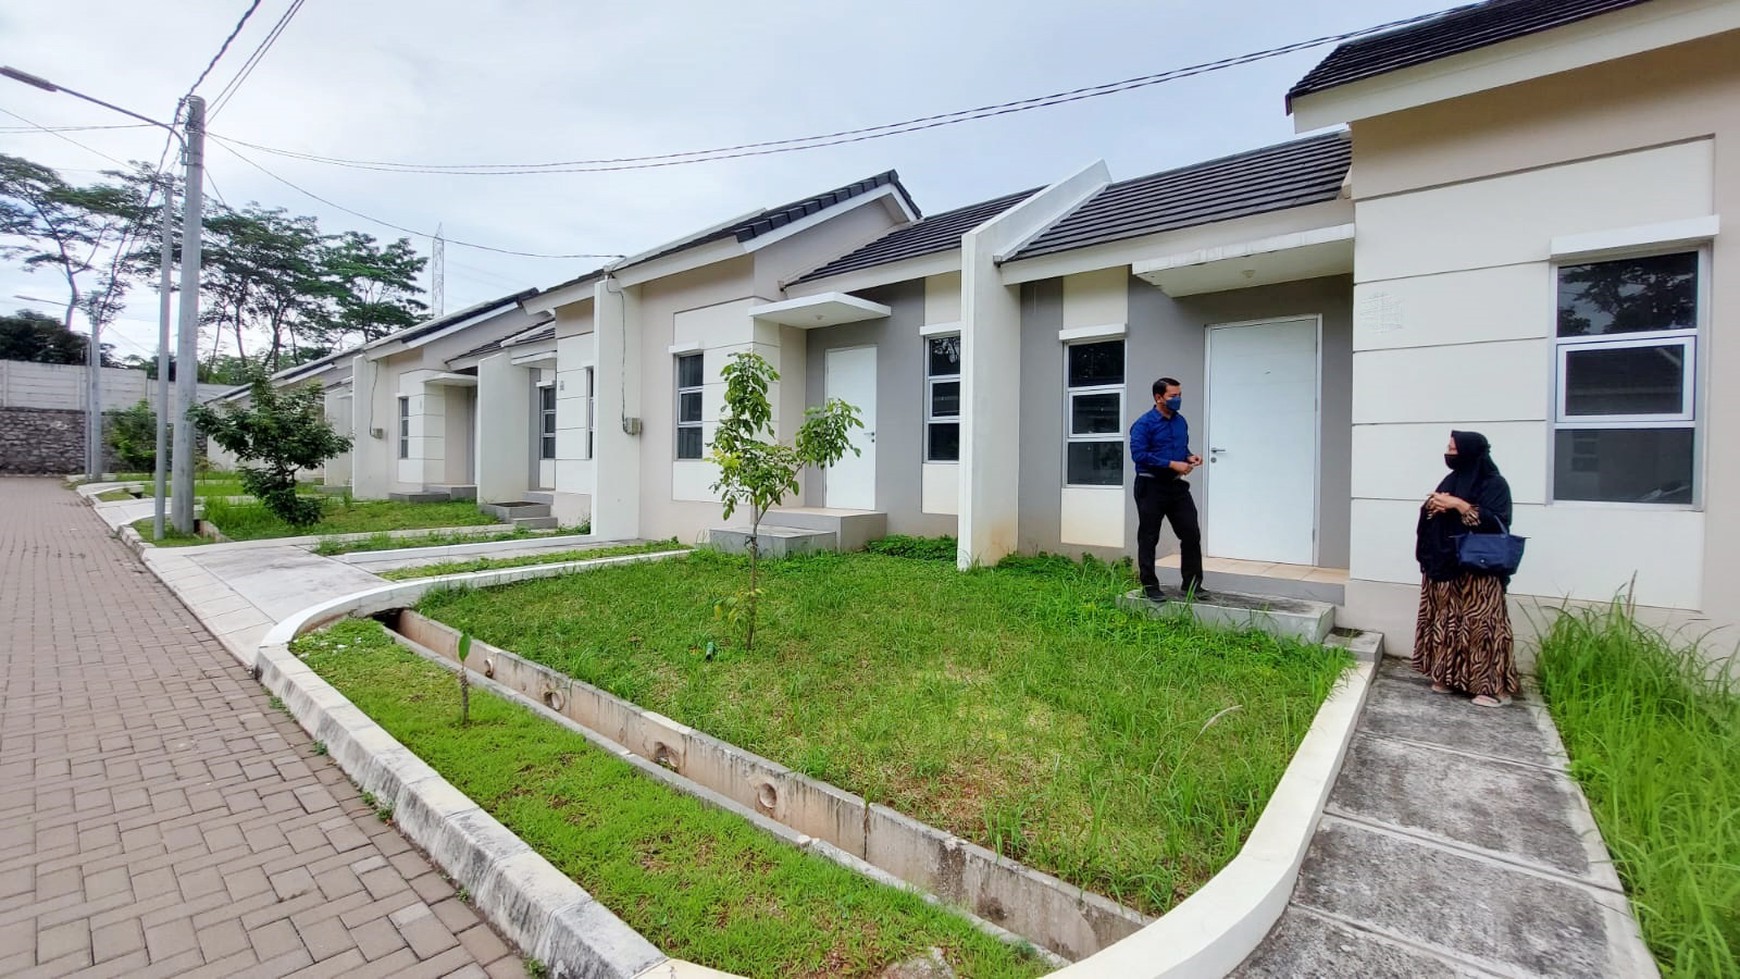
[1067,441,1124,486]
[1071,392,1122,435]
[540,435,556,460]
[676,426,704,460]
[1554,428,1693,504]
[927,336,961,377]
[678,391,703,423]
[542,412,556,435]
[927,422,960,462]
[1564,343,1687,416]
[929,380,960,419]
[1067,340,1124,388]
[1558,252,1697,338]
[540,386,555,410]
[677,354,704,389]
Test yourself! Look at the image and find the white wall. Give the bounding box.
[1349,139,1715,614]
[0,360,228,410]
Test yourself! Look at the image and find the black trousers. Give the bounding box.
[1135,474,1203,593]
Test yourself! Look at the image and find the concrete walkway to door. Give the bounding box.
[0,477,523,978]
[1233,657,1658,978]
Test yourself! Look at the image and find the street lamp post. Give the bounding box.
[2,66,201,532]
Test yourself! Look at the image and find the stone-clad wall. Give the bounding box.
[0,407,104,475]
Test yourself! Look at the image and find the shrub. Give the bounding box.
[188,374,350,527]
[865,535,957,561]
[105,399,157,472]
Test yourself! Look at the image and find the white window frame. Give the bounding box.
[537,383,556,461]
[1063,338,1125,488]
[396,396,410,460]
[924,334,960,463]
[1550,248,1704,506]
[675,353,704,461]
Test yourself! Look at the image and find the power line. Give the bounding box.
[209,0,307,119]
[184,0,265,99]
[209,5,1461,177]
[206,134,623,260]
[0,122,152,134]
[0,106,133,168]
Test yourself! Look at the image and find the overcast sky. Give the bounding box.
[1,0,1449,362]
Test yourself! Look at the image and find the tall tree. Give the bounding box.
[0,154,149,344]
[319,231,427,347]
[0,308,110,365]
[200,204,328,372]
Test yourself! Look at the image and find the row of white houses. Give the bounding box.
[231,0,1740,657]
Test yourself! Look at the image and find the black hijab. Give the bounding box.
[1416,430,1514,582]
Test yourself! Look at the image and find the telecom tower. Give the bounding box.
[431,223,446,317]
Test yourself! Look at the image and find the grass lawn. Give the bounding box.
[131,497,500,545]
[418,545,1350,916]
[294,620,1047,979]
[377,539,688,580]
[1536,603,1740,977]
[314,525,587,557]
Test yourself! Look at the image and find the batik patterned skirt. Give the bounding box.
[1413,573,1519,698]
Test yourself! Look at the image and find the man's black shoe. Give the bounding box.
[1182,587,1214,603]
[1143,586,1166,603]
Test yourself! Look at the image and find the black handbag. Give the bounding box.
[1456,516,1526,576]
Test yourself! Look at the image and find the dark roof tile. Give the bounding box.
[1010,132,1350,262]
[794,187,1038,283]
[1288,0,1652,104]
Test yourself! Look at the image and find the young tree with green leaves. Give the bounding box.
[709,351,861,651]
[188,374,352,527]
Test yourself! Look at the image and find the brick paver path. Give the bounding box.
[0,478,524,978]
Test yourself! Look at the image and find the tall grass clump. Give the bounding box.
[1534,601,1739,977]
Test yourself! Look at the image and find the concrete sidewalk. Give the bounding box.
[0,477,522,978]
[1234,657,1657,978]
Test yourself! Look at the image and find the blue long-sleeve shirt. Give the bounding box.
[1130,407,1191,476]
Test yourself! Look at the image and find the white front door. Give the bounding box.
[1204,317,1319,565]
[824,346,877,510]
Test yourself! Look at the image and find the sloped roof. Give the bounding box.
[1008,131,1351,262]
[1287,0,1653,105]
[793,186,1038,283]
[450,320,556,363]
[371,288,538,348]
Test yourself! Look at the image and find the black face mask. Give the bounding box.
[1445,453,1472,471]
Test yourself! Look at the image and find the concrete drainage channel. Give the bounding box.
[393,608,1132,962]
[255,552,1383,978]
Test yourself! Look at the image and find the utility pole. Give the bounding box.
[431,224,445,317]
[170,95,205,535]
[85,304,102,480]
[152,175,175,540]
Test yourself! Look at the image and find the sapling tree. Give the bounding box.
[456,631,472,726]
[709,351,861,651]
[188,373,351,527]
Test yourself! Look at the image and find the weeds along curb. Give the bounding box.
[1050,647,1377,979]
[256,553,690,979]
[328,532,600,565]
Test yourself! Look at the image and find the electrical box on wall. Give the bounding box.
[622,417,642,436]
[369,427,384,439]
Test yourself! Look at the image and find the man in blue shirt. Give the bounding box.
[1130,376,1207,602]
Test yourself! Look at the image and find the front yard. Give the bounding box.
[417,546,1349,916]
[131,496,501,545]
[295,621,1048,979]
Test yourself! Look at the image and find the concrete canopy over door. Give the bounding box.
[1204,316,1320,565]
[824,345,877,510]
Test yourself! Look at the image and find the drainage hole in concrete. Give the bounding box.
[756,783,778,812]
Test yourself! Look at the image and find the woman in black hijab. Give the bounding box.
[1413,430,1519,707]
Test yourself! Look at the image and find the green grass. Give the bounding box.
[377,539,688,580]
[418,547,1349,916]
[294,620,1047,979]
[128,520,206,547]
[316,527,546,557]
[131,497,501,546]
[1535,602,1740,977]
[95,489,135,503]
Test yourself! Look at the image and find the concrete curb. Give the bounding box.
[242,550,1379,978]
[255,553,693,979]
[1046,655,1378,978]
